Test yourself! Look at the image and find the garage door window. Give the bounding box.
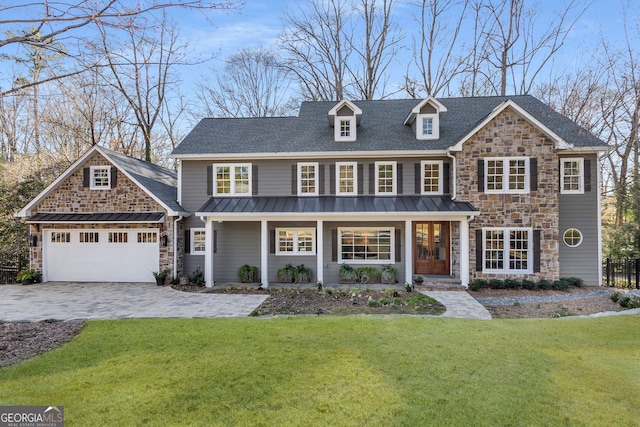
[109,232,128,243]
[137,232,157,243]
[79,232,99,243]
[51,232,70,243]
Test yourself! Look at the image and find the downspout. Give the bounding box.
[173,216,183,278]
[446,150,457,200]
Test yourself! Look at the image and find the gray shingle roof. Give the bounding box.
[172,95,607,156]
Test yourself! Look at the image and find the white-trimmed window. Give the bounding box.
[51,232,70,243]
[298,162,319,196]
[108,232,128,243]
[339,227,394,264]
[79,232,99,243]
[276,228,316,255]
[90,166,111,189]
[421,160,443,194]
[213,164,251,196]
[563,228,583,247]
[335,117,356,142]
[336,162,357,195]
[561,158,584,194]
[483,228,532,274]
[417,114,439,139]
[375,161,396,195]
[191,229,206,254]
[485,157,529,193]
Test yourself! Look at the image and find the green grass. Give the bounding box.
[1,316,639,426]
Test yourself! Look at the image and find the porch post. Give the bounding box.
[316,220,324,285]
[205,218,214,288]
[404,220,413,285]
[460,218,470,287]
[261,220,269,288]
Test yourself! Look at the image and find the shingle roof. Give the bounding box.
[172,95,607,156]
[197,195,477,215]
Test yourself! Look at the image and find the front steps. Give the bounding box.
[415,275,466,291]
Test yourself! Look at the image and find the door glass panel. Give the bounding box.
[416,223,429,261]
[434,224,447,260]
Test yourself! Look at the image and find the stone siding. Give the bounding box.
[455,107,560,281]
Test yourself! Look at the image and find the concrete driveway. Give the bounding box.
[0,283,269,321]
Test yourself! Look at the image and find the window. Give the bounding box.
[482,228,532,274]
[90,166,111,189]
[375,161,396,195]
[298,162,318,196]
[485,157,529,193]
[51,232,70,243]
[335,117,356,141]
[561,158,584,194]
[108,232,128,243]
[79,232,99,243]
[421,160,443,194]
[191,229,206,254]
[213,164,251,196]
[276,228,316,255]
[336,162,357,195]
[137,232,157,243]
[417,114,439,140]
[563,228,583,247]
[339,228,394,264]
[422,117,433,135]
[340,119,351,137]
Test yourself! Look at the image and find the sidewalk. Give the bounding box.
[422,290,492,320]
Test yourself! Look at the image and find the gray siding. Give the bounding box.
[214,222,261,283]
[269,221,317,283]
[558,155,600,285]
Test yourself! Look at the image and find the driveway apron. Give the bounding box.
[0,283,268,321]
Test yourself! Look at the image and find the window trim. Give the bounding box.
[335,116,356,142]
[560,158,584,194]
[374,161,397,196]
[562,228,583,247]
[275,228,317,256]
[297,162,319,196]
[417,113,439,140]
[336,161,358,196]
[482,227,533,274]
[191,228,206,255]
[484,157,530,194]
[421,160,443,195]
[90,165,111,190]
[212,163,252,196]
[338,227,395,265]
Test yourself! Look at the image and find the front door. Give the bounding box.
[414,222,449,275]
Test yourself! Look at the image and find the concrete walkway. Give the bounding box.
[0,282,268,322]
[422,290,493,320]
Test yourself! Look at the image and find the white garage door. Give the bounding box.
[43,229,160,282]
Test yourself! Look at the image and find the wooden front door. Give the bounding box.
[414,222,450,275]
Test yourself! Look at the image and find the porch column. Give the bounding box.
[460,218,470,287]
[404,220,413,285]
[205,218,214,288]
[261,220,269,288]
[316,220,324,285]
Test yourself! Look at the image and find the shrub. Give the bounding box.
[295,264,313,283]
[367,298,381,307]
[522,279,537,290]
[470,279,488,290]
[565,277,584,288]
[190,267,205,286]
[380,265,398,284]
[468,281,481,291]
[489,279,505,289]
[504,278,522,289]
[16,269,41,284]
[407,294,437,307]
[237,265,259,283]
[618,295,640,309]
[357,267,380,284]
[552,278,570,291]
[276,264,296,283]
[316,282,323,291]
[610,292,620,302]
[537,279,552,290]
[405,283,413,292]
[339,264,358,283]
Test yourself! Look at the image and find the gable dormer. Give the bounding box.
[328,99,362,142]
[404,96,448,140]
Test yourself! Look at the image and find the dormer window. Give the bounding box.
[328,100,362,142]
[421,116,434,137]
[339,118,353,138]
[404,96,447,141]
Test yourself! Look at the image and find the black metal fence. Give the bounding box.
[604,258,640,289]
[0,252,28,284]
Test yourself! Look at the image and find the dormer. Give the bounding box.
[328,99,362,142]
[404,96,448,140]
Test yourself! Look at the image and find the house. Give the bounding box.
[18,95,608,287]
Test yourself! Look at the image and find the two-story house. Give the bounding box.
[18,95,608,287]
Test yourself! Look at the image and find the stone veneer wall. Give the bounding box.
[449,222,460,279]
[29,152,177,277]
[455,107,560,282]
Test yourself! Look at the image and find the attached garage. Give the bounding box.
[43,228,160,283]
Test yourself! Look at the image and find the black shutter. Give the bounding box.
[533,230,541,273]
[357,164,364,194]
[318,164,325,195]
[206,166,213,197]
[110,167,117,188]
[415,163,421,194]
[213,230,217,254]
[443,162,450,194]
[184,230,191,254]
[477,160,484,192]
[291,165,297,195]
[584,159,592,192]
[329,164,336,194]
[530,158,537,191]
[331,229,338,262]
[369,164,375,195]
[395,229,402,262]
[83,168,90,187]
[252,165,259,196]
[270,229,276,254]
[475,229,483,271]
[397,163,403,194]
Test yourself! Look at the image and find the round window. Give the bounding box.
[563,228,583,247]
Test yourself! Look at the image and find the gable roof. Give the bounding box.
[171,95,607,157]
[17,146,187,218]
[404,96,448,125]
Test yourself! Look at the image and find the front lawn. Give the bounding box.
[1,316,639,426]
